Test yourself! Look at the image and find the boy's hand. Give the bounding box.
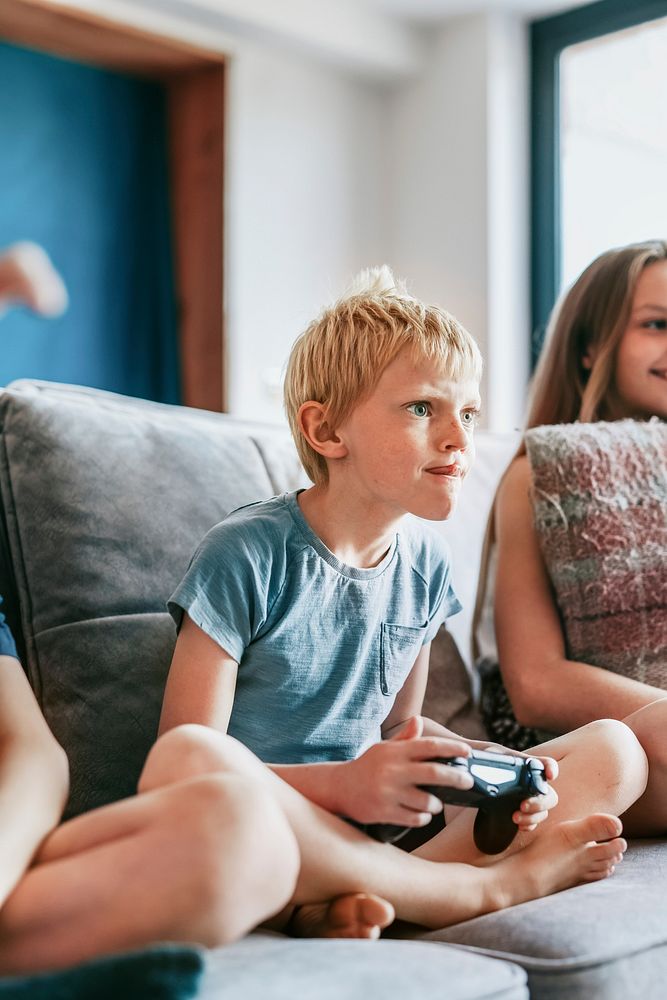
[339,716,474,826]
[482,743,559,833]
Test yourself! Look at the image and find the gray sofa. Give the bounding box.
[0,380,665,1000]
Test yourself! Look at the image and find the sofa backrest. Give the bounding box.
[0,380,516,816]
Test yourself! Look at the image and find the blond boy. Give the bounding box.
[155,268,646,936]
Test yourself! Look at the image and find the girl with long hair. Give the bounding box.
[477,239,667,835]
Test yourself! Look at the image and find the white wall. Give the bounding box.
[37,0,531,430]
[387,14,529,432]
[388,18,490,408]
[227,13,530,429]
[225,42,390,422]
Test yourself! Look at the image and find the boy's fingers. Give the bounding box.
[518,792,557,815]
[535,755,558,780]
[514,809,548,827]
[410,738,471,760]
[393,808,433,828]
[417,761,474,789]
[390,716,424,742]
[400,790,444,815]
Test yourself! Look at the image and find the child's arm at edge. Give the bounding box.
[0,656,69,907]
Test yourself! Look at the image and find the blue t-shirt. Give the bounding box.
[169,491,461,764]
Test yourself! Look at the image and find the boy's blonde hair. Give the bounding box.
[284,266,482,484]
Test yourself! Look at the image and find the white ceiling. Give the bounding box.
[356,0,584,23]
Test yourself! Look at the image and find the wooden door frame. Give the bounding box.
[0,0,226,410]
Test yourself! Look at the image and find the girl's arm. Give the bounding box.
[0,656,69,906]
[494,456,666,732]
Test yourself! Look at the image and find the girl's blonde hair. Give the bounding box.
[284,266,482,485]
[472,238,667,659]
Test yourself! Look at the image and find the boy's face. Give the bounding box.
[335,347,481,521]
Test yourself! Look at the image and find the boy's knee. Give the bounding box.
[583,718,649,792]
[139,725,251,793]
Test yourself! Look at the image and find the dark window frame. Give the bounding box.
[530,0,667,362]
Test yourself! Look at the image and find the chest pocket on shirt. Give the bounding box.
[380,622,428,697]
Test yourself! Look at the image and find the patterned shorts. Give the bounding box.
[479,661,543,752]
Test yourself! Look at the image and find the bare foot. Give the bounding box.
[290,893,395,939]
[500,812,626,907]
[0,242,68,317]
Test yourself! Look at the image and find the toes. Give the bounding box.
[587,839,626,867]
[356,893,395,932]
[327,893,394,938]
[573,813,623,844]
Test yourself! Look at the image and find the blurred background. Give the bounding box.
[1,0,665,430]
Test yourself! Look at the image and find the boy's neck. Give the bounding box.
[297,483,404,570]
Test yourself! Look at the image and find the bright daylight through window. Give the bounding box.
[559,15,667,290]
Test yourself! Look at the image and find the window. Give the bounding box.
[530,0,667,360]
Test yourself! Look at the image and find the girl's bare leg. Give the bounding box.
[0,774,300,975]
[415,718,648,866]
[139,726,627,931]
[620,699,667,835]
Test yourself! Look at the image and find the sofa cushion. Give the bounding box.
[423,840,667,999]
[525,419,667,687]
[200,934,528,1000]
[0,381,305,816]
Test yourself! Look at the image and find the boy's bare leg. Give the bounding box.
[139,726,627,932]
[620,699,667,835]
[414,718,648,866]
[0,774,299,975]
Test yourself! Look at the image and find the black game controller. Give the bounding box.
[363,750,549,854]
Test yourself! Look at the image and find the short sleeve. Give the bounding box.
[420,532,462,646]
[168,518,277,663]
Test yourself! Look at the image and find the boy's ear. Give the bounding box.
[297,402,348,460]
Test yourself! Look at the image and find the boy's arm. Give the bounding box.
[159,613,240,735]
[160,616,357,813]
[160,617,473,825]
[0,656,69,906]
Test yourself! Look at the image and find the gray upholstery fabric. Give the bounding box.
[200,935,528,999]
[423,840,667,998]
[0,381,303,816]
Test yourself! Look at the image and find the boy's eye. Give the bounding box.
[407,402,431,418]
[462,409,479,426]
[644,318,667,330]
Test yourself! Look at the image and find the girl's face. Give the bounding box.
[613,260,667,420]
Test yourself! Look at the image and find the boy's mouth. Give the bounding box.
[425,463,463,478]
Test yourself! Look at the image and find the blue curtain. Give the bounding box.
[0,42,180,403]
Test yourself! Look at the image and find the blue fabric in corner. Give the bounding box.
[0,42,180,404]
[0,945,205,1000]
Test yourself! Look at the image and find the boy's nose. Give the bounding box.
[437,421,468,452]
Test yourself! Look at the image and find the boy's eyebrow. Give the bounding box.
[402,386,482,407]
